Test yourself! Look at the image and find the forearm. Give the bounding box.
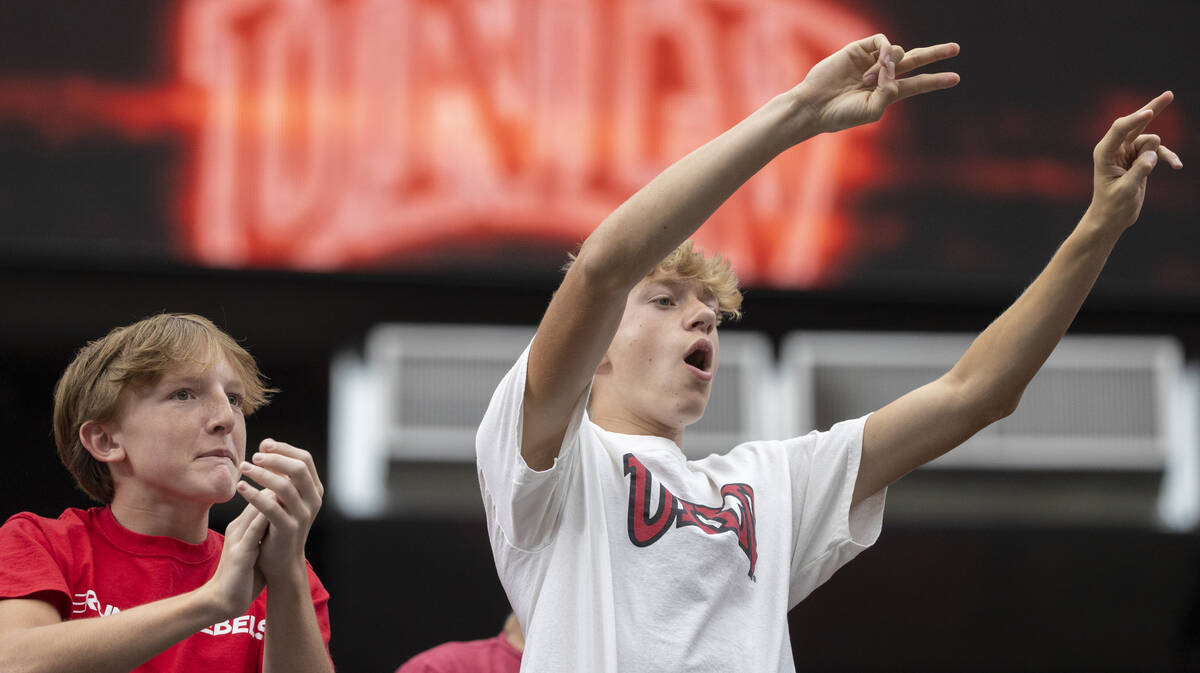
[576,89,817,289]
[262,570,331,673]
[857,93,1176,504]
[857,211,1123,503]
[949,209,1123,415]
[0,590,225,673]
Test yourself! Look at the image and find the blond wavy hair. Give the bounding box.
[566,240,743,321]
[52,313,276,503]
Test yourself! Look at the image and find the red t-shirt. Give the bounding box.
[395,632,522,673]
[0,506,332,673]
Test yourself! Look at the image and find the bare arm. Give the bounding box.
[238,439,332,673]
[522,35,961,470]
[855,91,1183,505]
[0,504,268,673]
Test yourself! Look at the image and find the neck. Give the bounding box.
[587,398,685,449]
[502,613,524,652]
[108,493,212,544]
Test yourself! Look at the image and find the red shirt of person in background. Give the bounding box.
[396,613,523,673]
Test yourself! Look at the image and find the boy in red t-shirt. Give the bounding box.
[0,313,332,673]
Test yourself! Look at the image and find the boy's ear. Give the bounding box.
[79,420,126,464]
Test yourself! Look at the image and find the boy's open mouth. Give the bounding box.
[683,339,713,372]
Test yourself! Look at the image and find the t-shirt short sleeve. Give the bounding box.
[306,561,334,652]
[0,513,73,618]
[784,414,886,607]
[476,338,589,552]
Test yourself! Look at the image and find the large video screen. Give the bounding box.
[0,0,1194,300]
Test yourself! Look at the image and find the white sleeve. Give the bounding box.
[475,337,589,552]
[785,414,886,607]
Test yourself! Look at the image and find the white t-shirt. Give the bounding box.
[477,341,886,672]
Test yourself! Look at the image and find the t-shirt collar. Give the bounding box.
[94,506,222,564]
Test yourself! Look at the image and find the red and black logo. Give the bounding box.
[623,453,758,579]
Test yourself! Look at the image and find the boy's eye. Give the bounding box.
[171,390,193,401]
[227,394,243,408]
[652,296,674,307]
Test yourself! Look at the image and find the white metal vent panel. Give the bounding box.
[780,332,1183,471]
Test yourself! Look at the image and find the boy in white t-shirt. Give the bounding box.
[477,34,1181,672]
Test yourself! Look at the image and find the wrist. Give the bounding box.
[1074,206,1127,250]
[768,84,822,148]
[187,583,237,626]
[1080,204,1131,238]
[262,561,308,590]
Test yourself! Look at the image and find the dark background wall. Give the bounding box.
[5,264,1200,671]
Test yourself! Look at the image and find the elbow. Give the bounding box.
[947,375,1021,428]
[987,397,1020,424]
[973,391,1022,427]
[569,240,638,296]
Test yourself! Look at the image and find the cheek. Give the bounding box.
[227,416,248,449]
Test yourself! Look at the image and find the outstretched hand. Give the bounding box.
[797,34,960,134]
[1090,91,1182,230]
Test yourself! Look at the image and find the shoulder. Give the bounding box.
[0,507,95,545]
[303,559,330,597]
[690,437,789,475]
[399,637,497,672]
[688,415,869,478]
[762,414,869,460]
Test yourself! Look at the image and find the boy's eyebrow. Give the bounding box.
[647,277,719,306]
[158,372,245,391]
[156,373,202,387]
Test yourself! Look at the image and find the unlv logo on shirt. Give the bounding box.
[623,453,758,579]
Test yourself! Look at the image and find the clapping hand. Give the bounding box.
[236,439,325,584]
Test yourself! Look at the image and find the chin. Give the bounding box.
[199,477,240,504]
[676,402,709,428]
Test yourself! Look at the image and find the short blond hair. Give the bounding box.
[565,240,743,321]
[52,313,276,503]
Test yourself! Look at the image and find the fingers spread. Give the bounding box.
[1097,109,1154,157]
[895,72,961,102]
[1121,91,1174,144]
[1157,144,1183,169]
[1142,90,1175,118]
[895,42,960,76]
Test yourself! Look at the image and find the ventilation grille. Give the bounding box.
[784,333,1181,471]
[366,325,773,462]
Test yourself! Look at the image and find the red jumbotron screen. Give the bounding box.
[0,0,1194,296]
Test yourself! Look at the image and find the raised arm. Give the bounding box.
[856,91,1183,505]
[0,504,268,673]
[521,35,960,470]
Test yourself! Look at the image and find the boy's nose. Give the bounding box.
[207,397,237,434]
[687,301,716,334]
